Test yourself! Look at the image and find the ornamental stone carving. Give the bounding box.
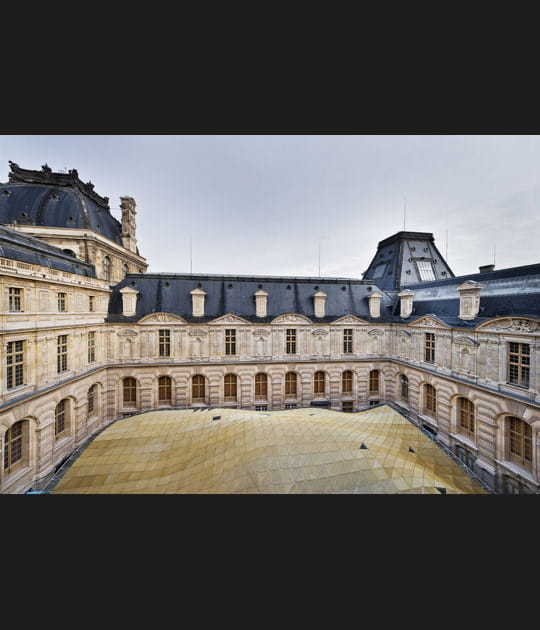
[272,314,312,324]
[368,329,384,338]
[117,329,138,337]
[412,316,446,328]
[454,336,479,347]
[493,318,539,332]
[139,312,186,324]
[312,329,329,336]
[212,314,248,324]
[188,328,208,337]
[333,315,368,324]
[253,329,271,336]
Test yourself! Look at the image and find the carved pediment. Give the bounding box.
[332,314,369,325]
[188,328,208,337]
[454,336,479,347]
[117,329,138,337]
[476,317,540,333]
[139,312,187,325]
[271,313,313,325]
[209,313,251,325]
[410,315,449,329]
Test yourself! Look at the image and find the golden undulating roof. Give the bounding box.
[51,405,487,494]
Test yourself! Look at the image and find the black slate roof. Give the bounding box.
[107,274,392,323]
[0,162,123,245]
[0,225,96,277]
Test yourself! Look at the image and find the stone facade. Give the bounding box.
[1,164,539,494]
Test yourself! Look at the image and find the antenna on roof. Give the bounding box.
[403,197,406,231]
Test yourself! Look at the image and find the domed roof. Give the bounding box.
[0,161,122,244]
[48,405,486,494]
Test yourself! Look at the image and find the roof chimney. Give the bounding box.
[479,264,495,273]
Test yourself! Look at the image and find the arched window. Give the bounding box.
[192,375,205,402]
[103,256,111,282]
[255,373,268,400]
[88,384,98,415]
[3,421,24,472]
[123,377,137,406]
[224,374,237,402]
[55,399,68,437]
[158,376,172,405]
[507,416,532,470]
[399,374,409,400]
[285,372,297,397]
[342,370,353,394]
[369,370,380,393]
[457,397,475,439]
[314,371,326,396]
[424,384,436,415]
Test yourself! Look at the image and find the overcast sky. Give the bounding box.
[0,135,538,279]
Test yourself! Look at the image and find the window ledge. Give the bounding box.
[495,459,537,485]
[449,432,477,451]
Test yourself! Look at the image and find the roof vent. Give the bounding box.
[435,487,447,494]
[228,283,233,288]
[359,442,368,450]
[342,286,346,291]
[408,446,416,453]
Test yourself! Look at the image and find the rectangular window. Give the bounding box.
[89,295,95,312]
[57,335,68,373]
[88,331,96,363]
[508,342,530,388]
[255,405,268,411]
[159,329,171,357]
[8,287,23,312]
[6,340,24,389]
[417,260,436,281]
[343,329,353,353]
[425,332,435,363]
[285,403,297,409]
[57,292,67,312]
[286,329,296,354]
[225,329,236,356]
[342,401,354,413]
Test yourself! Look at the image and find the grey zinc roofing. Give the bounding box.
[107,274,392,323]
[0,225,96,277]
[392,263,540,326]
[363,231,455,290]
[0,183,123,244]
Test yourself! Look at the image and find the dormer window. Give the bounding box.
[417,260,436,281]
[372,263,387,278]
